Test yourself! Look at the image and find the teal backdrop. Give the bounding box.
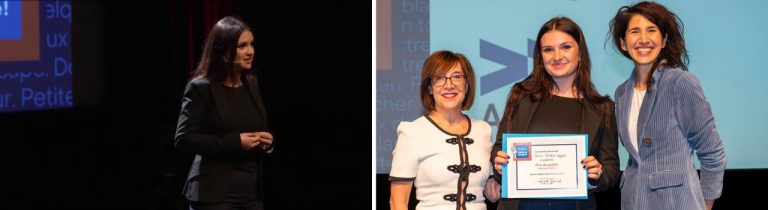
[376,0,768,173]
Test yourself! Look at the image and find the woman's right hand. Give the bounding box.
[494,150,510,174]
[240,132,261,150]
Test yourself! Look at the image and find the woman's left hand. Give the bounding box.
[582,156,602,180]
[255,131,273,150]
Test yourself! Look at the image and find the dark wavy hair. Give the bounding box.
[501,17,612,130]
[608,1,689,91]
[193,16,253,82]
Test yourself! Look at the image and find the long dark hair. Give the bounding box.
[501,17,611,131]
[608,1,689,91]
[193,16,253,82]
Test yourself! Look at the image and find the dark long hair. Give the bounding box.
[608,1,689,91]
[501,17,611,131]
[193,16,253,82]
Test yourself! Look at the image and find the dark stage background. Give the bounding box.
[0,1,370,210]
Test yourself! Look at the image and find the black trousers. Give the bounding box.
[191,169,263,210]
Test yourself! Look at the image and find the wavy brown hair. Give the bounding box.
[608,1,689,91]
[501,17,612,131]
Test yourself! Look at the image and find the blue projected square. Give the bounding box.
[0,1,22,40]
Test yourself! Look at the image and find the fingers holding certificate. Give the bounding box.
[582,155,603,180]
[500,134,588,199]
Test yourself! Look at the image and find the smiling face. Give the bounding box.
[540,30,580,81]
[233,30,254,71]
[621,14,665,70]
[431,63,466,114]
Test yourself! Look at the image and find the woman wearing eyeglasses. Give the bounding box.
[389,50,498,210]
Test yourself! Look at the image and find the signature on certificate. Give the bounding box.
[536,177,563,185]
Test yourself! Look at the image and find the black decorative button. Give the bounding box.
[447,164,482,173]
[466,193,476,201]
[443,194,457,201]
[442,193,476,202]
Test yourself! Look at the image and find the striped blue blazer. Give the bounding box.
[614,66,726,210]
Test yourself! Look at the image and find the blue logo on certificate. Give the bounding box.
[513,143,532,161]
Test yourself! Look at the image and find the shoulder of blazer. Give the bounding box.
[660,67,692,86]
[184,77,216,102]
[189,77,212,87]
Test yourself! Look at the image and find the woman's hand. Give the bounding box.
[582,156,603,180]
[494,151,510,174]
[240,132,261,150]
[255,131,273,150]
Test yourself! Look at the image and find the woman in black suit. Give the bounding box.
[175,16,273,210]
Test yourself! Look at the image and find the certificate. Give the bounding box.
[501,134,588,199]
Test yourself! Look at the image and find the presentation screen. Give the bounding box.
[377,0,767,173]
[0,0,72,112]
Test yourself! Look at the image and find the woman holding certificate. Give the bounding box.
[390,50,498,210]
[491,17,620,210]
[608,2,726,210]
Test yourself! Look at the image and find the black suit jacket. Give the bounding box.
[491,95,619,210]
[174,75,269,203]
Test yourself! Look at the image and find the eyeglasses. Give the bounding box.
[432,74,466,87]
